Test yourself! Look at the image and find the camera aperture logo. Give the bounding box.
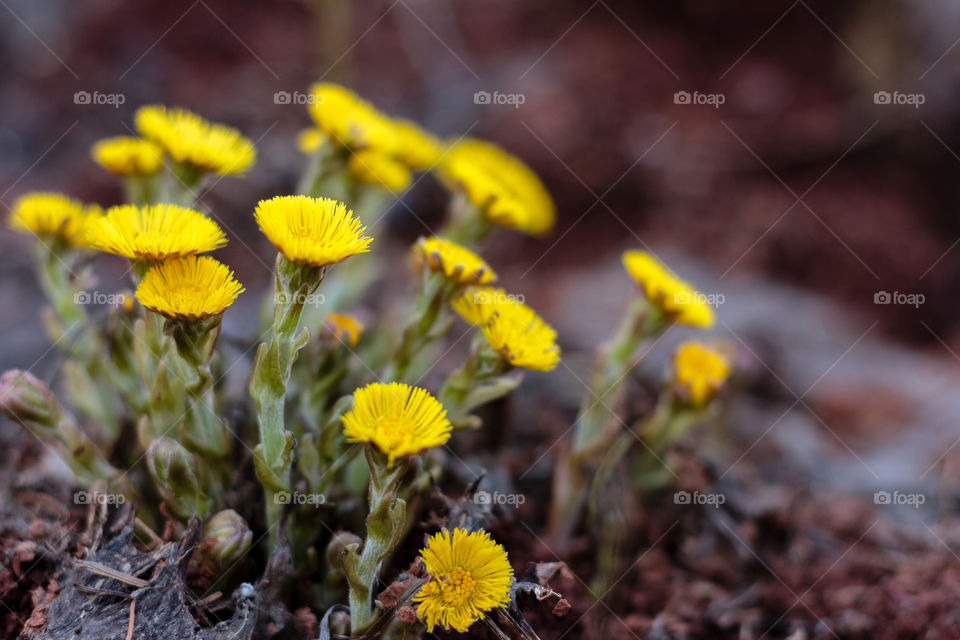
[274,90,324,106]
[74,91,125,109]
[674,90,725,108]
[873,90,925,109]
[674,291,724,308]
[873,490,925,509]
[874,291,924,308]
[75,291,128,307]
[275,291,325,308]
[75,490,125,505]
[274,491,326,507]
[674,490,725,508]
[474,90,526,109]
[473,490,525,507]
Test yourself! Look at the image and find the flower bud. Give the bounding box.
[200,509,253,570]
[146,437,210,519]
[0,370,59,430]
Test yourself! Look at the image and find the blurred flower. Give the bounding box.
[438,138,555,235]
[135,105,256,175]
[347,150,412,192]
[8,192,100,247]
[296,127,327,155]
[254,195,372,267]
[91,136,163,175]
[87,203,226,260]
[673,341,730,407]
[136,256,244,320]
[324,312,364,346]
[415,237,496,285]
[453,288,560,371]
[413,528,513,632]
[341,382,451,466]
[392,119,443,171]
[622,250,714,328]
[307,83,397,153]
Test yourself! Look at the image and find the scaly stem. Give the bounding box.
[384,270,449,383]
[250,254,325,546]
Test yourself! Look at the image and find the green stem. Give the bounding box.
[384,270,449,383]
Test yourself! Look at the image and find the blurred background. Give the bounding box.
[5,0,960,635]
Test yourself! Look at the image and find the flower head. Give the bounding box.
[8,192,100,246]
[415,237,496,285]
[135,256,243,319]
[307,83,397,153]
[135,105,256,175]
[341,382,451,465]
[438,138,555,235]
[413,528,513,632]
[91,136,163,175]
[673,341,730,407]
[296,127,327,155]
[324,312,364,346]
[622,250,714,328]
[254,195,372,267]
[453,288,560,371]
[392,119,443,171]
[347,150,412,192]
[86,203,226,260]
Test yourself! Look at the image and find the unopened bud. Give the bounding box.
[146,438,210,519]
[0,370,59,430]
[200,509,253,570]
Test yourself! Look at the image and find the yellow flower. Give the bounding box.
[135,256,244,320]
[347,150,412,192]
[438,138,555,235]
[296,127,327,155]
[324,312,364,346]
[415,236,496,285]
[91,136,163,175]
[8,192,100,246]
[254,195,372,267]
[453,288,560,371]
[307,83,397,153]
[135,105,256,175]
[413,528,513,632]
[341,382,451,465]
[86,203,226,260]
[673,341,731,407]
[622,250,714,328]
[392,119,443,171]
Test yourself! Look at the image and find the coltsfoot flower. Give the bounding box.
[439,138,555,235]
[347,150,412,192]
[341,382,451,465]
[415,237,496,285]
[453,288,560,371]
[135,256,244,320]
[296,127,327,155]
[86,203,226,260]
[413,528,513,632]
[622,250,714,328]
[9,192,100,246]
[307,83,397,152]
[324,311,365,346]
[91,136,163,175]
[254,195,372,267]
[392,119,443,171]
[673,341,730,407]
[135,105,256,175]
